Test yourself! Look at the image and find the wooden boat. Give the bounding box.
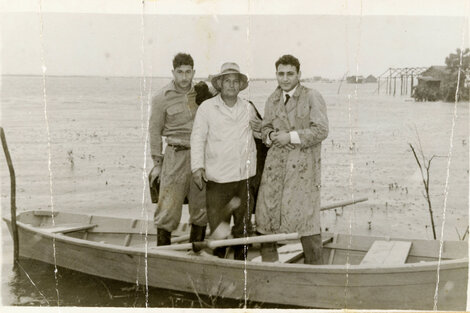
[3,210,468,310]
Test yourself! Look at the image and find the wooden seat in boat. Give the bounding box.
[251,237,333,263]
[38,223,97,234]
[360,240,412,265]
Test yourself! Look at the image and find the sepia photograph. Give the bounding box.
[1,1,469,312]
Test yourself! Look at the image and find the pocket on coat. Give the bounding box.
[167,105,184,115]
[296,102,310,118]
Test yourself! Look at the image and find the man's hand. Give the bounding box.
[271,131,295,149]
[149,164,162,186]
[249,118,262,133]
[192,168,207,190]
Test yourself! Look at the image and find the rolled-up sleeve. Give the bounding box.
[296,90,329,148]
[190,104,209,172]
[149,95,165,165]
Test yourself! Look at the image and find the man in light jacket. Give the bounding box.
[256,55,329,264]
[191,62,257,260]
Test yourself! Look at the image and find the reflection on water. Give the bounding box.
[3,258,293,308]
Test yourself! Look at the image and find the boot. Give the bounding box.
[157,228,171,246]
[233,245,248,261]
[300,234,323,264]
[213,247,227,258]
[260,242,279,262]
[189,224,207,243]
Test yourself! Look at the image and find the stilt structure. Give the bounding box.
[377,67,428,96]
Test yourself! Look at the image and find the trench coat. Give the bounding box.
[255,84,329,236]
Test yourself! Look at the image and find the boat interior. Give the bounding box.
[10,210,469,265]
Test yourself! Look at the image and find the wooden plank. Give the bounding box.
[361,240,412,265]
[278,243,303,263]
[39,223,97,234]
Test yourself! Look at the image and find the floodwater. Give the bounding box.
[1,76,469,308]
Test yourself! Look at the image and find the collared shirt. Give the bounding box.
[148,81,198,164]
[266,84,301,145]
[282,84,298,104]
[191,94,257,183]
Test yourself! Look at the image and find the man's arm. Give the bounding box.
[295,90,329,147]
[148,95,165,166]
[248,101,262,139]
[261,98,275,146]
[190,104,209,189]
[190,104,209,173]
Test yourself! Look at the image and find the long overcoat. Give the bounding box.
[255,84,329,236]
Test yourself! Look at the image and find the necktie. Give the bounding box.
[284,94,290,105]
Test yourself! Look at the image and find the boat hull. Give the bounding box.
[4,215,468,310]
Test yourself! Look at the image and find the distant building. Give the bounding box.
[420,65,449,80]
[346,75,365,84]
[416,76,441,89]
[365,75,377,83]
[414,66,450,101]
[416,66,449,89]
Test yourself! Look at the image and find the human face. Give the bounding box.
[276,64,301,92]
[172,65,195,92]
[220,73,241,98]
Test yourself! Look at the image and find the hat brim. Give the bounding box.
[210,71,249,92]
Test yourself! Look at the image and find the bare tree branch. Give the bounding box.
[409,140,437,240]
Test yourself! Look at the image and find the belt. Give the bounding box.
[168,144,190,151]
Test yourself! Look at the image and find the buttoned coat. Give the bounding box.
[255,84,328,236]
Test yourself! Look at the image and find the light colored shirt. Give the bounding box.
[283,85,301,144]
[282,85,298,104]
[191,94,257,183]
[266,85,301,145]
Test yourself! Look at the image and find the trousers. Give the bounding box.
[206,179,253,238]
[154,145,207,232]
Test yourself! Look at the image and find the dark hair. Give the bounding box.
[275,54,300,73]
[194,81,215,105]
[172,53,194,69]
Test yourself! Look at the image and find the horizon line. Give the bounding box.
[0,74,349,80]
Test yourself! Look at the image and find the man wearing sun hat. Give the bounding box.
[190,62,258,260]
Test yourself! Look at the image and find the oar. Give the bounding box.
[167,197,368,246]
[159,197,368,249]
[154,232,301,251]
[320,197,368,211]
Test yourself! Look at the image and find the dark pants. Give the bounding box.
[250,138,268,214]
[206,179,253,260]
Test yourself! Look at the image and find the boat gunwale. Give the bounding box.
[4,214,468,275]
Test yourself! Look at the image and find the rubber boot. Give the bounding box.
[233,245,248,261]
[213,247,227,258]
[157,228,171,246]
[300,234,323,264]
[189,224,207,243]
[260,242,279,262]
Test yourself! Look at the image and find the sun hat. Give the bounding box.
[210,62,249,91]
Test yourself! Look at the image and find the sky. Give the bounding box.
[1,1,469,79]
